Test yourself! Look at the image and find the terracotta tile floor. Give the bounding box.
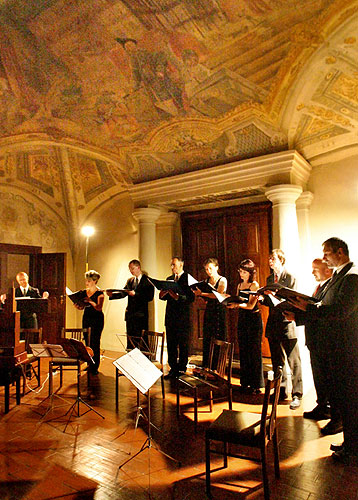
[1,352,358,499]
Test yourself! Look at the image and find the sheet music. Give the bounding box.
[187,274,198,286]
[266,294,281,307]
[113,348,162,394]
[29,344,69,358]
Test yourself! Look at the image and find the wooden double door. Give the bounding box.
[181,202,272,358]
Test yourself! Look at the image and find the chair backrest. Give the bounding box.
[260,367,283,444]
[208,339,234,381]
[61,327,91,344]
[21,328,43,353]
[141,330,165,365]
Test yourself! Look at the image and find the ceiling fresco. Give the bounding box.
[0,0,357,211]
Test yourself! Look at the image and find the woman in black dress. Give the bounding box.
[227,259,264,393]
[194,258,227,367]
[74,270,104,374]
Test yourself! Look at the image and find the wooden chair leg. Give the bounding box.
[261,445,270,500]
[34,360,41,387]
[115,367,119,409]
[161,374,165,399]
[228,386,233,409]
[194,387,198,433]
[205,436,211,496]
[4,381,9,414]
[22,369,26,396]
[15,376,21,405]
[176,384,180,418]
[223,441,228,468]
[273,430,280,478]
[209,389,213,412]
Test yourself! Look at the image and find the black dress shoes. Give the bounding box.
[303,405,331,420]
[321,419,343,435]
[279,388,288,401]
[330,442,344,452]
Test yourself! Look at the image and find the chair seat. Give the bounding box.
[52,357,82,366]
[179,373,220,389]
[207,409,262,445]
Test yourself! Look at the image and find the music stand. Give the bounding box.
[31,339,104,431]
[115,332,151,353]
[59,338,105,432]
[113,349,179,495]
[29,343,73,421]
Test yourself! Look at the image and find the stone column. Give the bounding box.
[155,212,179,334]
[132,207,161,275]
[265,184,313,395]
[265,184,303,274]
[296,191,314,291]
[133,207,161,330]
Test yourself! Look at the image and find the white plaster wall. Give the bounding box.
[308,155,358,263]
[72,193,138,352]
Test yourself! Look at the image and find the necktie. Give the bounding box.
[313,284,321,297]
[134,277,138,289]
[174,274,179,282]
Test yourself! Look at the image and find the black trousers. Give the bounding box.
[166,320,189,373]
[268,337,303,398]
[308,342,330,407]
[126,315,148,350]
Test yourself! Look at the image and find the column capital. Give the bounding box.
[296,191,314,210]
[265,184,303,204]
[132,207,162,224]
[157,212,179,227]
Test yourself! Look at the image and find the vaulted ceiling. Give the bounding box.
[0,0,357,227]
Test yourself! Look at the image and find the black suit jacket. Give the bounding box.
[15,285,41,299]
[15,285,41,327]
[303,262,358,390]
[305,262,358,347]
[263,269,297,340]
[295,279,331,347]
[160,272,195,329]
[109,274,154,322]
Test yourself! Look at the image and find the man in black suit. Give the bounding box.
[291,238,358,465]
[107,260,154,348]
[262,249,303,409]
[15,272,49,329]
[159,256,195,378]
[287,259,334,423]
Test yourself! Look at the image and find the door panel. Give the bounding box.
[31,253,66,343]
[182,202,272,358]
[182,218,225,346]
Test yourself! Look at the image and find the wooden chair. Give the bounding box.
[176,339,234,433]
[115,330,166,407]
[20,327,43,395]
[49,327,91,395]
[142,330,165,399]
[205,367,283,500]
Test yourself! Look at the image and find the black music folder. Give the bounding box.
[65,287,89,308]
[241,284,319,306]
